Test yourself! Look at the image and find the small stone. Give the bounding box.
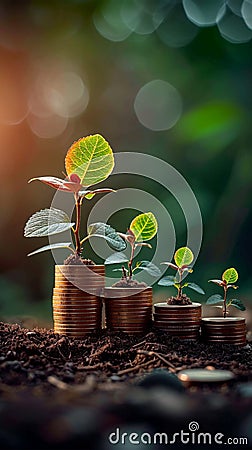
[26,332,36,337]
[137,369,185,392]
[110,375,122,382]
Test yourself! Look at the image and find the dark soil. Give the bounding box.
[0,322,252,449]
[64,254,95,265]
[167,293,192,305]
[112,278,148,288]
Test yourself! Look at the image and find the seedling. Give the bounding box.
[158,247,205,304]
[104,212,160,284]
[24,134,126,261]
[206,268,245,318]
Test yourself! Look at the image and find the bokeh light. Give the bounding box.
[27,112,68,139]
[242,0,252,30]
[93,0,132,42]
[217,8,252,43]
[121,0,163,35]
[156,3,198,48]
[134,80,182,131]
[183,0,226,26]
[227,0,243,16]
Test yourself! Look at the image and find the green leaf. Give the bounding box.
[65,134,114,187]
[28,242,73,257]
[79,188,115,200]
[136,261,161,277]
[185,283,205,295]
[229,299,246,311]
[104,252,128,265]
[129,212,158,242]
[24,208,75,238]
[206,294,224,305]
[158,276,175,287]
[174,247,194,268]
[88,222,127,251]
[222,268,238,284]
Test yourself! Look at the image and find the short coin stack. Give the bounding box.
[104,287,152,334]
[53,265,105,337]
[153,303,202,340]
[201,317,246,346]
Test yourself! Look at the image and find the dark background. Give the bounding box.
[0,0,251,325]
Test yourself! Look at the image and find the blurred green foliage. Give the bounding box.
[0,0,251,320]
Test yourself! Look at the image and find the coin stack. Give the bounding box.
[201,317,246,346]
[53,265,105,337]
[104,287,152,334]
[153,303,202,340]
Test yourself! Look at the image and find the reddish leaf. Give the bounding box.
[29,176,82,193]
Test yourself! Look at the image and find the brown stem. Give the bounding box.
[74,194,82,256]
[177,269,183,300]
[122,266,127,279]
[223,285,227,318]
[128,243,135,280]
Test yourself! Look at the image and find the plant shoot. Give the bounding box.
[206,268,245,318]
[24,134,126,262]
[104,212,160,286]
[158,247,205,304]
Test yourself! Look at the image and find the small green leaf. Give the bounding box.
[206,294,224,305]
[104,252,128,265]
[79,188,115,200]
[229,299,246,311]
[222,268,238,284]
[65,134,114,187]
[136,261,161,277]
[88,223,126,251]
[28,242,73,256]
[129,212,158,242]
[174,247,194,268]
[186,283,205,295]
[158,276,175,287]
[24,208,75,237]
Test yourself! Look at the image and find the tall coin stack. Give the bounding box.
[53,265,105,337]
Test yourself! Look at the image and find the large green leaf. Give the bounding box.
[129,212,158,242]
[24,208,75,237]
[174,247,194,268]
[158,276,175,287]
[104,252,128,265]
[65,134,114,187]
[136,261,161,277]
[229,299,246,311]
[88,223,126,251]
[28,242,73,257]
[206,294,224,305]
[185,282,205,295]
[222,268,238,284]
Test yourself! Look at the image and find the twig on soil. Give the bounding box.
[117,358,156,375]
[131,340,146,349]
[137,350,177,373]
[48,375,96,392]
[77,363,102,371]
[89,343,110,360]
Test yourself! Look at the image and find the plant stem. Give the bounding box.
[177,269,183,299]
[223,285,227,318]
[128,243,135,280]
[74,194,82,256]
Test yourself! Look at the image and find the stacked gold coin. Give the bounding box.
[53,265,104,337]
[201,317,246,346]
[104,287,152,334]
[153,303,202,340]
